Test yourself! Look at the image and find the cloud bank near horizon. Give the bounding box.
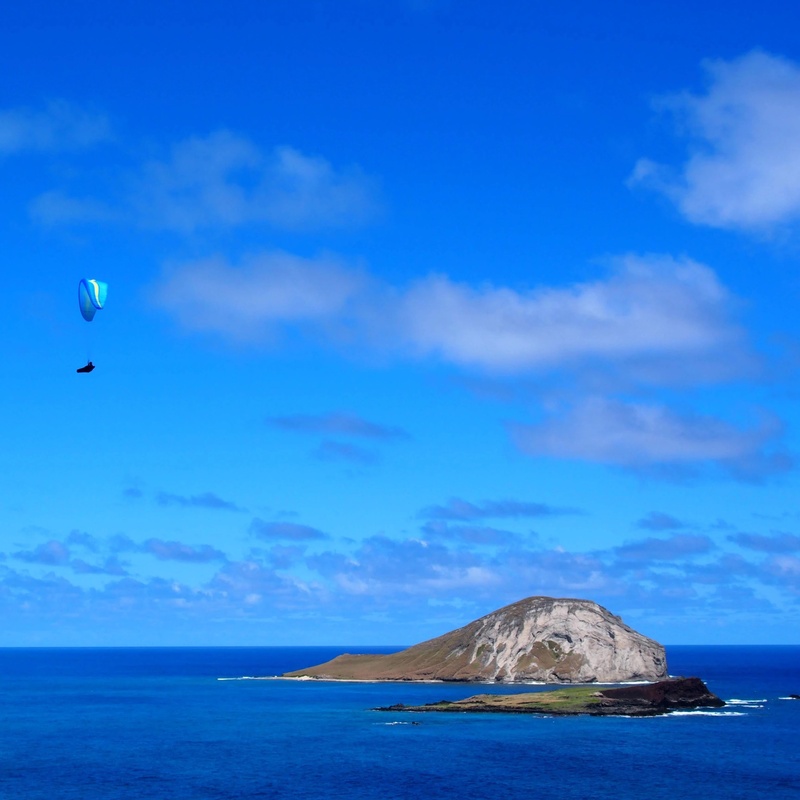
[2,506,797,643]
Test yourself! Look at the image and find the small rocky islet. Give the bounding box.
[283,596,728,717]
[283,596,668,684]
[375,676,725,717]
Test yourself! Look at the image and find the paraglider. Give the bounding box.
[77,279,107,373]
[79,278,107,322]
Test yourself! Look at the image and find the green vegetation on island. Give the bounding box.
[374,677,725,717]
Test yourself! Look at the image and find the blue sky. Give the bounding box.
[2,0,800,646]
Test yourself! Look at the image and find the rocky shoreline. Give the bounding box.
[374,677,725,717]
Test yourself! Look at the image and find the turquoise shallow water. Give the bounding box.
[0,646,798,799]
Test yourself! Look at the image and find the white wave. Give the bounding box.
[727,698,767,705]
[515,680,548,686]
[779,696,800,701]
[235,675,316,681]
[271,676,449,683]
[724,699,765,708]
[669,711,745,717]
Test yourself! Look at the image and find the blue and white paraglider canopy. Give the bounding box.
[78,278,108,322]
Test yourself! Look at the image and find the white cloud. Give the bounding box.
[154,252,747,383]
[268,411,409,440]
[259,145,379,230]
[395,254,742,374]
[152,251,366,343]
[29,190,119,225]
[631,50,800,230]
[307,535,499,597]
[614,534,714,562]
[312,440,379,465]
[32,130,380,233]
[250,519,328,541]
[0,100,111,154]
[419,497,572,520]
[511,396,788,476]
[5,516,799,641]
[133,130,262,231]
[151,250,780,475]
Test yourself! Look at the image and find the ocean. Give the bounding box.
[0,645,797,799]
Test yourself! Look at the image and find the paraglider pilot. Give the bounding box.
[77,278,107,374]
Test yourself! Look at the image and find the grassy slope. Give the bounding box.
[414,686,604,713]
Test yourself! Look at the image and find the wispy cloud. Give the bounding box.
[204,559,316,608]
[727,531,800,553]
[269,412,409,440]
[142,538,227,563]
[631,50,800,231]
[108,534,139,554]
[30,190,120,225]
[312,440,378,465]
[66,530,101,552]
[262,545,307,570]
[268,412,408,466]
[13,539,130,576]
[636,512,687,531]
[307,535,494,596]
[613,534,715,562]
[155,490,245,512]
[133,135,380,232]
[420,520,526,547]
[0,100,111,155]
[510,397,791,480]
[30,130,380,232]
[152,251,365,344]
[764,555,800,584]
[250,519,329,541]
[14,540,71,566]
[71,556,129,576]
[419,497,576,520]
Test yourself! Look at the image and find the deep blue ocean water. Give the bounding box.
[0,645,797,799]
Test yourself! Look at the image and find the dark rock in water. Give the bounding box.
[284,596,667,684]
[596,676,725,712]
[788,694,800,700]
[375,677,725,717]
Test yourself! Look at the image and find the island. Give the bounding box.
[374,677,725,717]
[283,596,667,683]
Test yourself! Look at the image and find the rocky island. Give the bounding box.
[283,596,668,683]
[375,677,725,717]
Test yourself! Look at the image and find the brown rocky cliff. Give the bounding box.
[283,596,667,683]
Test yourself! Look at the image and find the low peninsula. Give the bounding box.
[375,677,725,717]
[283,596,667,683]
